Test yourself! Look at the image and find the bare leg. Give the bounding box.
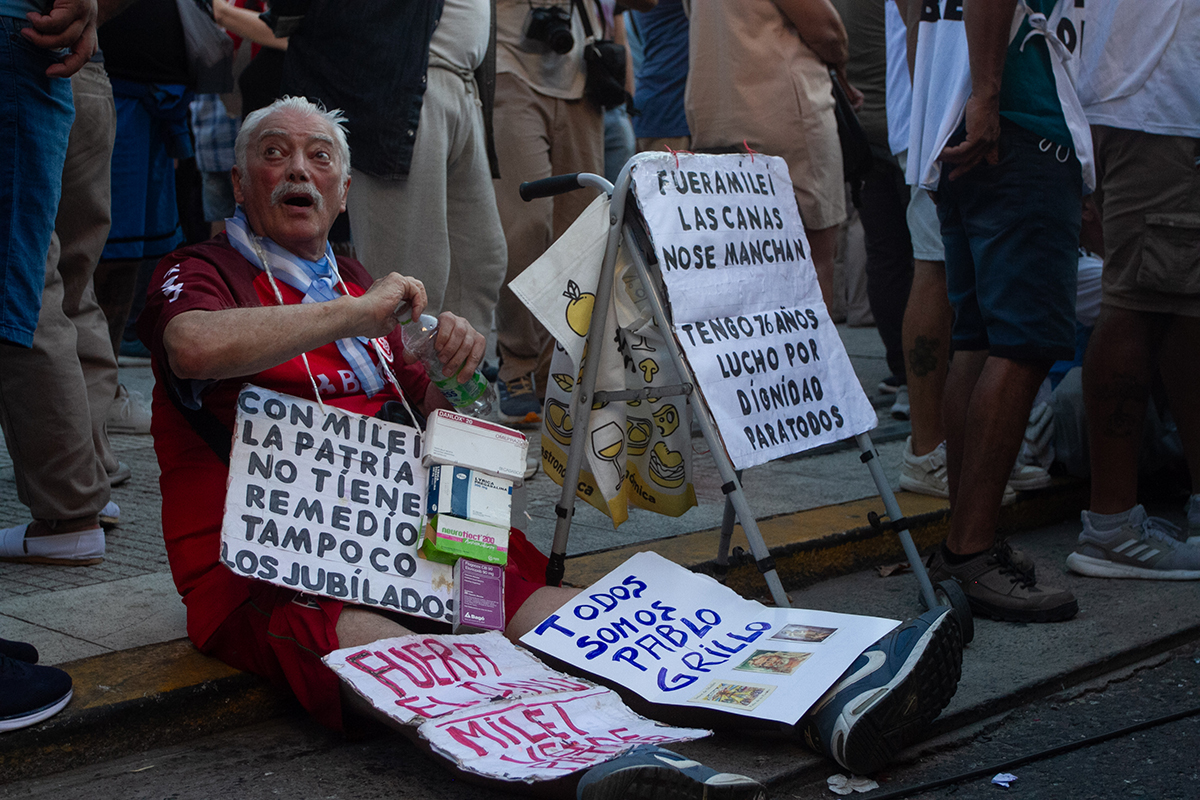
[1083,306,1161,513]
[807,224,839,314]
[1157,315,1200,493]
[903,260,952,455]
[944,352,1050,556]
[506,585,583,642]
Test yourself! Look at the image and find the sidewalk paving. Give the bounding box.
[0,325,906,666]
[1,322,1136,786]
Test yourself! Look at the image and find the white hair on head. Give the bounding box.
[235,96,351,185]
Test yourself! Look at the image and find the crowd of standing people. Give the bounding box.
[0,2,1197,797]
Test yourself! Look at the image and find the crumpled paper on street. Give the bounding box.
[992,772,1019,788]
[827,774,880,795]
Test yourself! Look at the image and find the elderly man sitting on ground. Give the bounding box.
[138,96,962,798]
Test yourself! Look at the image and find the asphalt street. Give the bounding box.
[4,563,1198,800]
[776,641,1200,800]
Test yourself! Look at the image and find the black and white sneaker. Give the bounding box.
[0,653,73,732]
[800,608,962,775]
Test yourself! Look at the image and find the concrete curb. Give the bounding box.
[0,640,296,783]
[564,478,1089,599]
[0,480,1090,784]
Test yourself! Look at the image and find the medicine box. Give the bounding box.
[421,514,509,566]
[422,409,528,482]
[427,465,513,528]
[453,558,506,634]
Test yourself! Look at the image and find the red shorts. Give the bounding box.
[202,530,549,730]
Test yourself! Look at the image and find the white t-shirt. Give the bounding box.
[907,1,1094,191]
[904,3,970,190]
[1077,0,1200,137]
[884,0,911,156]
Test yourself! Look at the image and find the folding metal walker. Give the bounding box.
[518,154,972,641]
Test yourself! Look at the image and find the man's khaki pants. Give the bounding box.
[0,62,118,522]
[492,73,603,392]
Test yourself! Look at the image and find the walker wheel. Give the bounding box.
[935,578,974,645]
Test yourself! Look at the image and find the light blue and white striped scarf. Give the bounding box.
[224,208,385,397]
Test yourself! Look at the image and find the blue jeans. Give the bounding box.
[0,16,74,347]
[937,118,1082,363]
[603,106,636,184]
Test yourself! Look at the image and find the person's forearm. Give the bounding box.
[774,0,848,67]
[164,298,365,380]
[963,0,1017,103]
[214,0,288,49]
[903,0,920,81]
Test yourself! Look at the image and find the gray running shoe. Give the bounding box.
[1067,506,1200,580]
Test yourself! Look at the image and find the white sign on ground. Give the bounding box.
[325,631,709,782]
[520,552,898,724]
[630,152,877,469]
[221,386,453,624]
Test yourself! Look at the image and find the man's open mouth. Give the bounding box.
[271,181,323,210]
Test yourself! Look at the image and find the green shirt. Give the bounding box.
[999,0,1072,146]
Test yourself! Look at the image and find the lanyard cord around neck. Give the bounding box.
[247,234,423,426]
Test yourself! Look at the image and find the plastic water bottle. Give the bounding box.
[398,310,495,417]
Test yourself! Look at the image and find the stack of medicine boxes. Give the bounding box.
[420,409,528,634]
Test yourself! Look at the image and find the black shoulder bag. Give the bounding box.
[572,0,629,111]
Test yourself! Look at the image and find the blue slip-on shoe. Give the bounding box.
[498,374,543,428]
[0,654,73,732]
[800,607,962,775]
[577,744,767,800]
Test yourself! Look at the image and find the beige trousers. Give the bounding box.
[0,62,117,521]
[348,65,507,338]
[492,73,603,390]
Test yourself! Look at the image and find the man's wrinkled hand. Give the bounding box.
[357,272,427,340]
[24,0,97,78]
[430,313,484,383]
[939,94,1001,180]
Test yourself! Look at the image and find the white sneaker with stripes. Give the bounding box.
[1067,505,1200,580]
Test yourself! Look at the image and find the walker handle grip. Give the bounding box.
[519,173,583,201]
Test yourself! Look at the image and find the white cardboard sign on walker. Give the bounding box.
[630,153,877,469]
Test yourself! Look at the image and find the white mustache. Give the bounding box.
[270,181,323,209]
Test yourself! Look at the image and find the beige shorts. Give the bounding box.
[1092,125,1200,316]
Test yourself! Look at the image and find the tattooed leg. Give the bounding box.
[902,260,953,455]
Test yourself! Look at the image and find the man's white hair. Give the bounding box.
[235,96,351,184]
